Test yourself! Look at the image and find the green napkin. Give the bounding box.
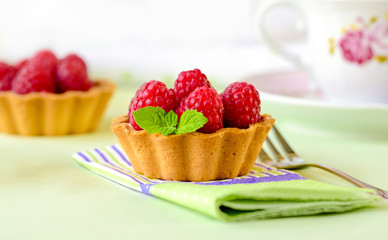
[72,145,382,221]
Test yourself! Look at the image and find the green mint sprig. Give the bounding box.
[132,106,208,136]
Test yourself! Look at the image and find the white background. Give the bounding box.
[0,0,303,87]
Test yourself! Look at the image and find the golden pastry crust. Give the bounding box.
[112,114,275,182]
[0,79,116,136]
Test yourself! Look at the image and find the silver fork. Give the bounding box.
[258,125,388,200]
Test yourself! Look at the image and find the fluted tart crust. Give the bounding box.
[112,114,275,182]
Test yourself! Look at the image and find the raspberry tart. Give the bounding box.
[112,69,274,182]
[0,50,115,136]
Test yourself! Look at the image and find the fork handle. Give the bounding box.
[279,163,388,199]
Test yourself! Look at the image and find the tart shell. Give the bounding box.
[111,114,275,182]
[0,80,116,136]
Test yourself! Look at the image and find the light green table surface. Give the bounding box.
[1,86,387,240]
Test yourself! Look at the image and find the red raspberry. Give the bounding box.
[221,82,261,128]
[12,51,58,94]
[174,68,211,104]
[12,65,56,94]
[129,80,177,130]
[13,49,56,74]
[0,62,16,91]
[31,50,58,76]
[176,86,223,133]
[56,54,93,92]
[12,50,59,94]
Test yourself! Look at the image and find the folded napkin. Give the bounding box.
[72,145,382,221]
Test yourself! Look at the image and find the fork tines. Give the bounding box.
[259,125,302,166]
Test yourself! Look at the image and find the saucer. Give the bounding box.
[244,71,388,140]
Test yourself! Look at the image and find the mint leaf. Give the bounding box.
[160,110,178,136]
[132,107,208,135]
[176,110,208,135]
[160,126,176,136]
[165,110,178,128]
[132,106,167,134]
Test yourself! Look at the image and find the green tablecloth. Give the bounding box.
[1,86,387,240]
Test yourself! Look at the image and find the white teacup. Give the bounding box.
[258,0,388,104]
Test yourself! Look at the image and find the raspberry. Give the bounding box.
[12,51,58,94]
[174,68,211,104]
[56,54,93,92]
[31,50,58,76]
[11,50,59,94]
[0,62,16,91]
[12,65,56,94]
[176,86,223,133]
[221,82,261,128]
[129,80,177,130]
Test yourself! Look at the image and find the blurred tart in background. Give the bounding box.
[0,50,116,136]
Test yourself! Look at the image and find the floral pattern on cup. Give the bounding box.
[329,14,388,65]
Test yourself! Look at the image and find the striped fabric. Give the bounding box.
[72,145,305,195]
[72,145,381,221]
